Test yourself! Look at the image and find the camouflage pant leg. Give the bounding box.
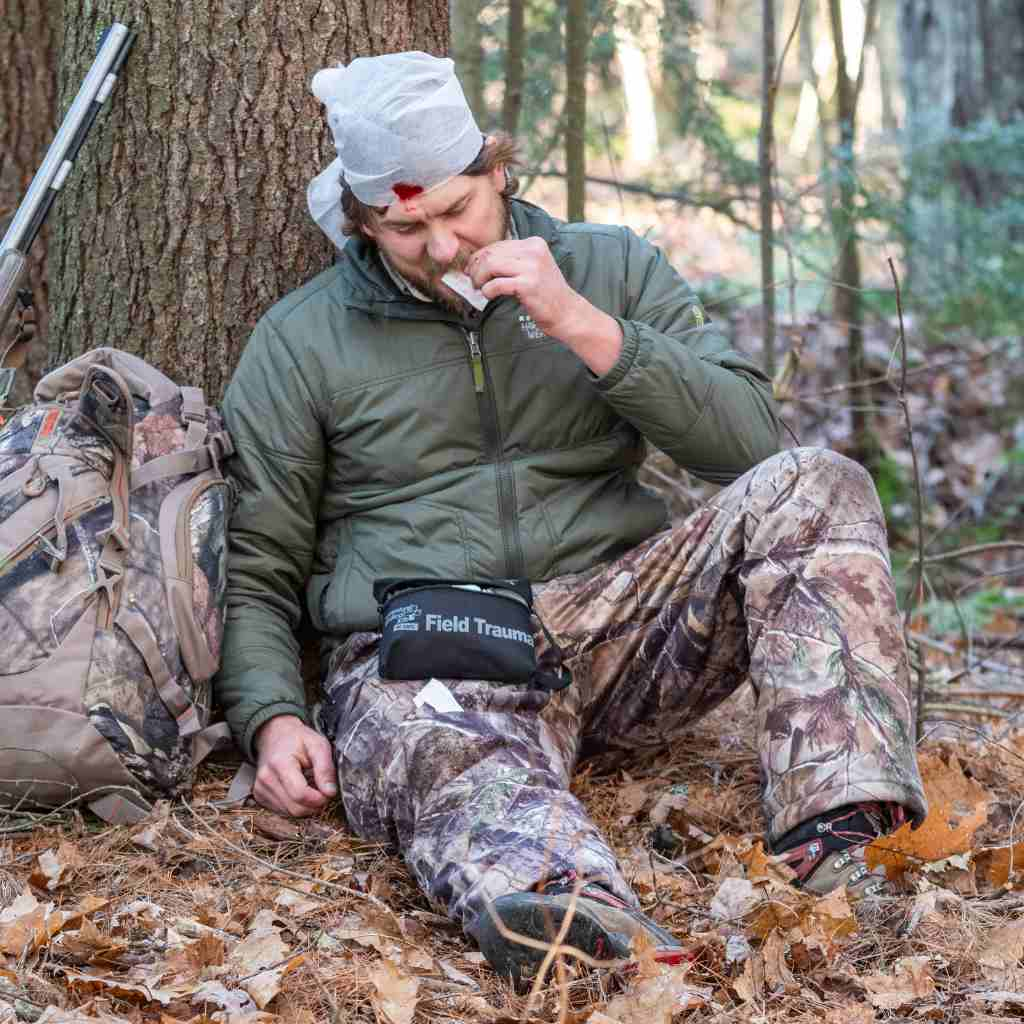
[319,632,638,930]
[534,446,928,842]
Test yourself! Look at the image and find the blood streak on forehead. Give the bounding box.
[393,182,424,202]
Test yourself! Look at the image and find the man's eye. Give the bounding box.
[446,203,469,218]
[392,223,420,235]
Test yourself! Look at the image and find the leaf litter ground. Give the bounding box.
[2,276,1022,1022]
[4,667,1024,1024]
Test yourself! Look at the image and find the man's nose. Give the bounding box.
[426,225,460,267]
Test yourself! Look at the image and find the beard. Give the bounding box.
[394,193,512,316]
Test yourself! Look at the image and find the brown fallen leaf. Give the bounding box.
[867,752,990,877]
[761,930,799,994]
[252,813,332,843]
[978,919,1024,985]
[369,957,419,1024]
[861,956,935,1010]
[0,890,94,956]
[61,968,175,1006]
[823,1003,876,1023]
[602,967,711,1024]
[29,844,83,892]
[614,779,653,823]
[733,952,765,1003]
[58,917,129,967]
[976,843,1024,888]
[738,841,796,886]
[243,954,305,1010]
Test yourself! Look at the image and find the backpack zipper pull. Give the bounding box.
[466,331,484,393]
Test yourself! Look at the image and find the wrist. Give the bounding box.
[550,294,623,377]
[255,712,306,753]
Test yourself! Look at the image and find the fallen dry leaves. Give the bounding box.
[1,692,1023,1024]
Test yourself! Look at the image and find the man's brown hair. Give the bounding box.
[340,132,522,241]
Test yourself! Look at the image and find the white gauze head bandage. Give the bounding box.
[307,51,484,250]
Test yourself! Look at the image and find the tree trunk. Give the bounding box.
[565,0,587,222]
[49,0,449,400]
[451,0,485,128]
[828,0,879,466]
[759,0,776,376]
[900,0,1024,302]
[1,0,57,407]
[615,4,659,168]
[502,0,526,137]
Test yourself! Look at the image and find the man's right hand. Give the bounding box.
[253,715,337,817]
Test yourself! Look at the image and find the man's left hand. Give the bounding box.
[467,238,624,376]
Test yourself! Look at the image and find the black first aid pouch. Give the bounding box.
[373,578,571,691]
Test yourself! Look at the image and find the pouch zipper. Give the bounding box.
[463,329,525,577]
[380,581,531,611]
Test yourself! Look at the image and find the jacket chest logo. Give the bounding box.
[518,313,546,341]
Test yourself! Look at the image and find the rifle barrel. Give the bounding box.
[0,23,133,256]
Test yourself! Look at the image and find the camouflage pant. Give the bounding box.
[319,447,927,929]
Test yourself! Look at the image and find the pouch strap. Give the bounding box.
[88,789,152,826]
[226,761,256,803]
[530,613,573,692]
[191,721,233,767]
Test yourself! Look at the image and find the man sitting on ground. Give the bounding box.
[215,52,926,985]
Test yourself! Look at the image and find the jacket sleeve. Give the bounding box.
[593,228,781,485]
[214,316,326,762]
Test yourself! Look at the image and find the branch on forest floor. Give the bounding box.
[910,541,1024,565]
[888,259,929,743]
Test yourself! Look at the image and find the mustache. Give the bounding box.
[425,249,472,280]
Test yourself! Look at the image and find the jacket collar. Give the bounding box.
[336,199,572,322]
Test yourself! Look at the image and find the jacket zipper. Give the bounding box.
[464,329,525,577]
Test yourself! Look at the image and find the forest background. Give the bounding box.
[1,2,1023,1022]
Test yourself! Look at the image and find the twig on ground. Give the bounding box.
[921,703,1012,719]
[888,259,928,742]
[911,541,1024,565]
[795,341,1006,399]
[178,801,392,914]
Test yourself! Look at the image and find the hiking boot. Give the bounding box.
[469,872,686,987]
[771,801,906,898]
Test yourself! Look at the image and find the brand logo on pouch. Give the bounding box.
[385,603,422,632]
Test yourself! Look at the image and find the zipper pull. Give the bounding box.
[467,332,484,393]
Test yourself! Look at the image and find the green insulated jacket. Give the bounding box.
[216,200,781,759]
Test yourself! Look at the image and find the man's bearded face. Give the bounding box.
[366,165,510,314]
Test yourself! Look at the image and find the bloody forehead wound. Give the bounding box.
[393,183,425,201]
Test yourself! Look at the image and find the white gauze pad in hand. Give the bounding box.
[441,270,489,311]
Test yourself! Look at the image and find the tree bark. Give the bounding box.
[49,0,448,400]
[759,0,776,376]
[1,0,57,407]
[502,0,525,137]
[565,0,587,222]
[451,0,485,127]
[828,0,875,465]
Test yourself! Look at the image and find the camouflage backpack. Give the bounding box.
[0,348,234,824]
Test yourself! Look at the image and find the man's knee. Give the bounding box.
[758,446,880,507]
